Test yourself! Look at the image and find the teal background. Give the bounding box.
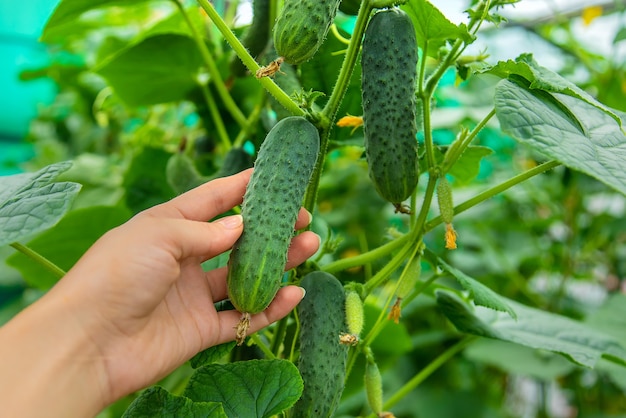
[0,0,60,174]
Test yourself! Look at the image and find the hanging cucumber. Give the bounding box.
[273,0,342,65]
[361,8,419,207]
[292,271,348,417]
[227,116,319,344]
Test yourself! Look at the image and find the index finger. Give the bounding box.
[150,169,253,221]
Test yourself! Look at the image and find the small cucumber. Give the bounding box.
[227,116,319,343]
[273,0,342,64]
[361,8,419,205]
[292,271,348,417]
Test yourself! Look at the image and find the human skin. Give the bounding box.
[0,169,319,417]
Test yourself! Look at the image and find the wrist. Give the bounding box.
[0,291,109,417]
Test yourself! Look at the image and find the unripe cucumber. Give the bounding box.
[361,8,419,204]
[292,271,348,417]
[436,176,454,224]
[227,117,319,342]
[230,0,271,77]
[365,360,383,415]
[345,289,364,338]
[273,0,342,65]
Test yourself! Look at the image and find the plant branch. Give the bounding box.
[176,0,248,128]
[368,336,475,415]
[424,160,562,232]
[9,242,66,278]
[199,81,231,149]
[195,0,304,117]
[443,107,496,173]
[323,233,410,274]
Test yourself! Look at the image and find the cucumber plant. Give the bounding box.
[9,0,626,417]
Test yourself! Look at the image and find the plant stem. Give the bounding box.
[195,0,304,117]
[424,160,561,232]
[443,108,496,173]
[9,242,66,278]
[363,241,413,295]
[176,0,248,128]
[367,336,475,416]
[249,333,276,359]
[323,234,410,274]
[199,81,231,149]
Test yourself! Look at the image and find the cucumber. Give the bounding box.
[361,8,419,205]
[227,116,319,343]
[292,271,348,417]
[230,0,271,77]
[273,0,342,65]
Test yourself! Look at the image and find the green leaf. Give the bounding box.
[184,359,303,418]
[447,146,493,185]
[428,250,516,319]
[123,147,176,213]
[0,162,81,247]
[494,78,626,196]
[189,341,236,369]
[6,205,131,290]
[436,290,626,368]
[42,0,154,43]
[483,53,623,129]
[464,338,576,380]
[402,0,474,57]
[96,34,203,107]
[122,386,226,418]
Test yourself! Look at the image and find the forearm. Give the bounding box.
[0,292,109,418]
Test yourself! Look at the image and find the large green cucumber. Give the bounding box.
[227,116,319,342]
[361,8,419,205]
[230,0,271,77]
[273,0,342,65]
[292,271,348,417]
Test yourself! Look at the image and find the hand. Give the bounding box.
[0,169,320,417]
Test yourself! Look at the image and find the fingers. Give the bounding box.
[214,285,306,345]
[158,215,245,261]
[206,230,320,301]
[148,169,253,222]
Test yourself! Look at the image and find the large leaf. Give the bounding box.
[122,386,226,418]
[0,162,81,246]
[184,359,303,418]
[427,250,517,319]
[6,205,131,290]
[41,0,155,43]
[464,338,576,381]
[436,290,626,368]
[96,34,203,107]
[402,0,474,57]
[483,53,622,129]
[495,79,626,196]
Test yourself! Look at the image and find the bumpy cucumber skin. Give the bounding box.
[230,0,271,77]
[273,0,342,65]
[292,271,348,418]
[361,8,419,204]
[227,117,319,315]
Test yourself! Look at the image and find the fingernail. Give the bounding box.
[218,214,243,229]
[298,286,307,300]
[305,209,313,224]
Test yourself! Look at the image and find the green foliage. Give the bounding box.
[0,162,81,246]
[4,0,626,416]
[184,359,303,418]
